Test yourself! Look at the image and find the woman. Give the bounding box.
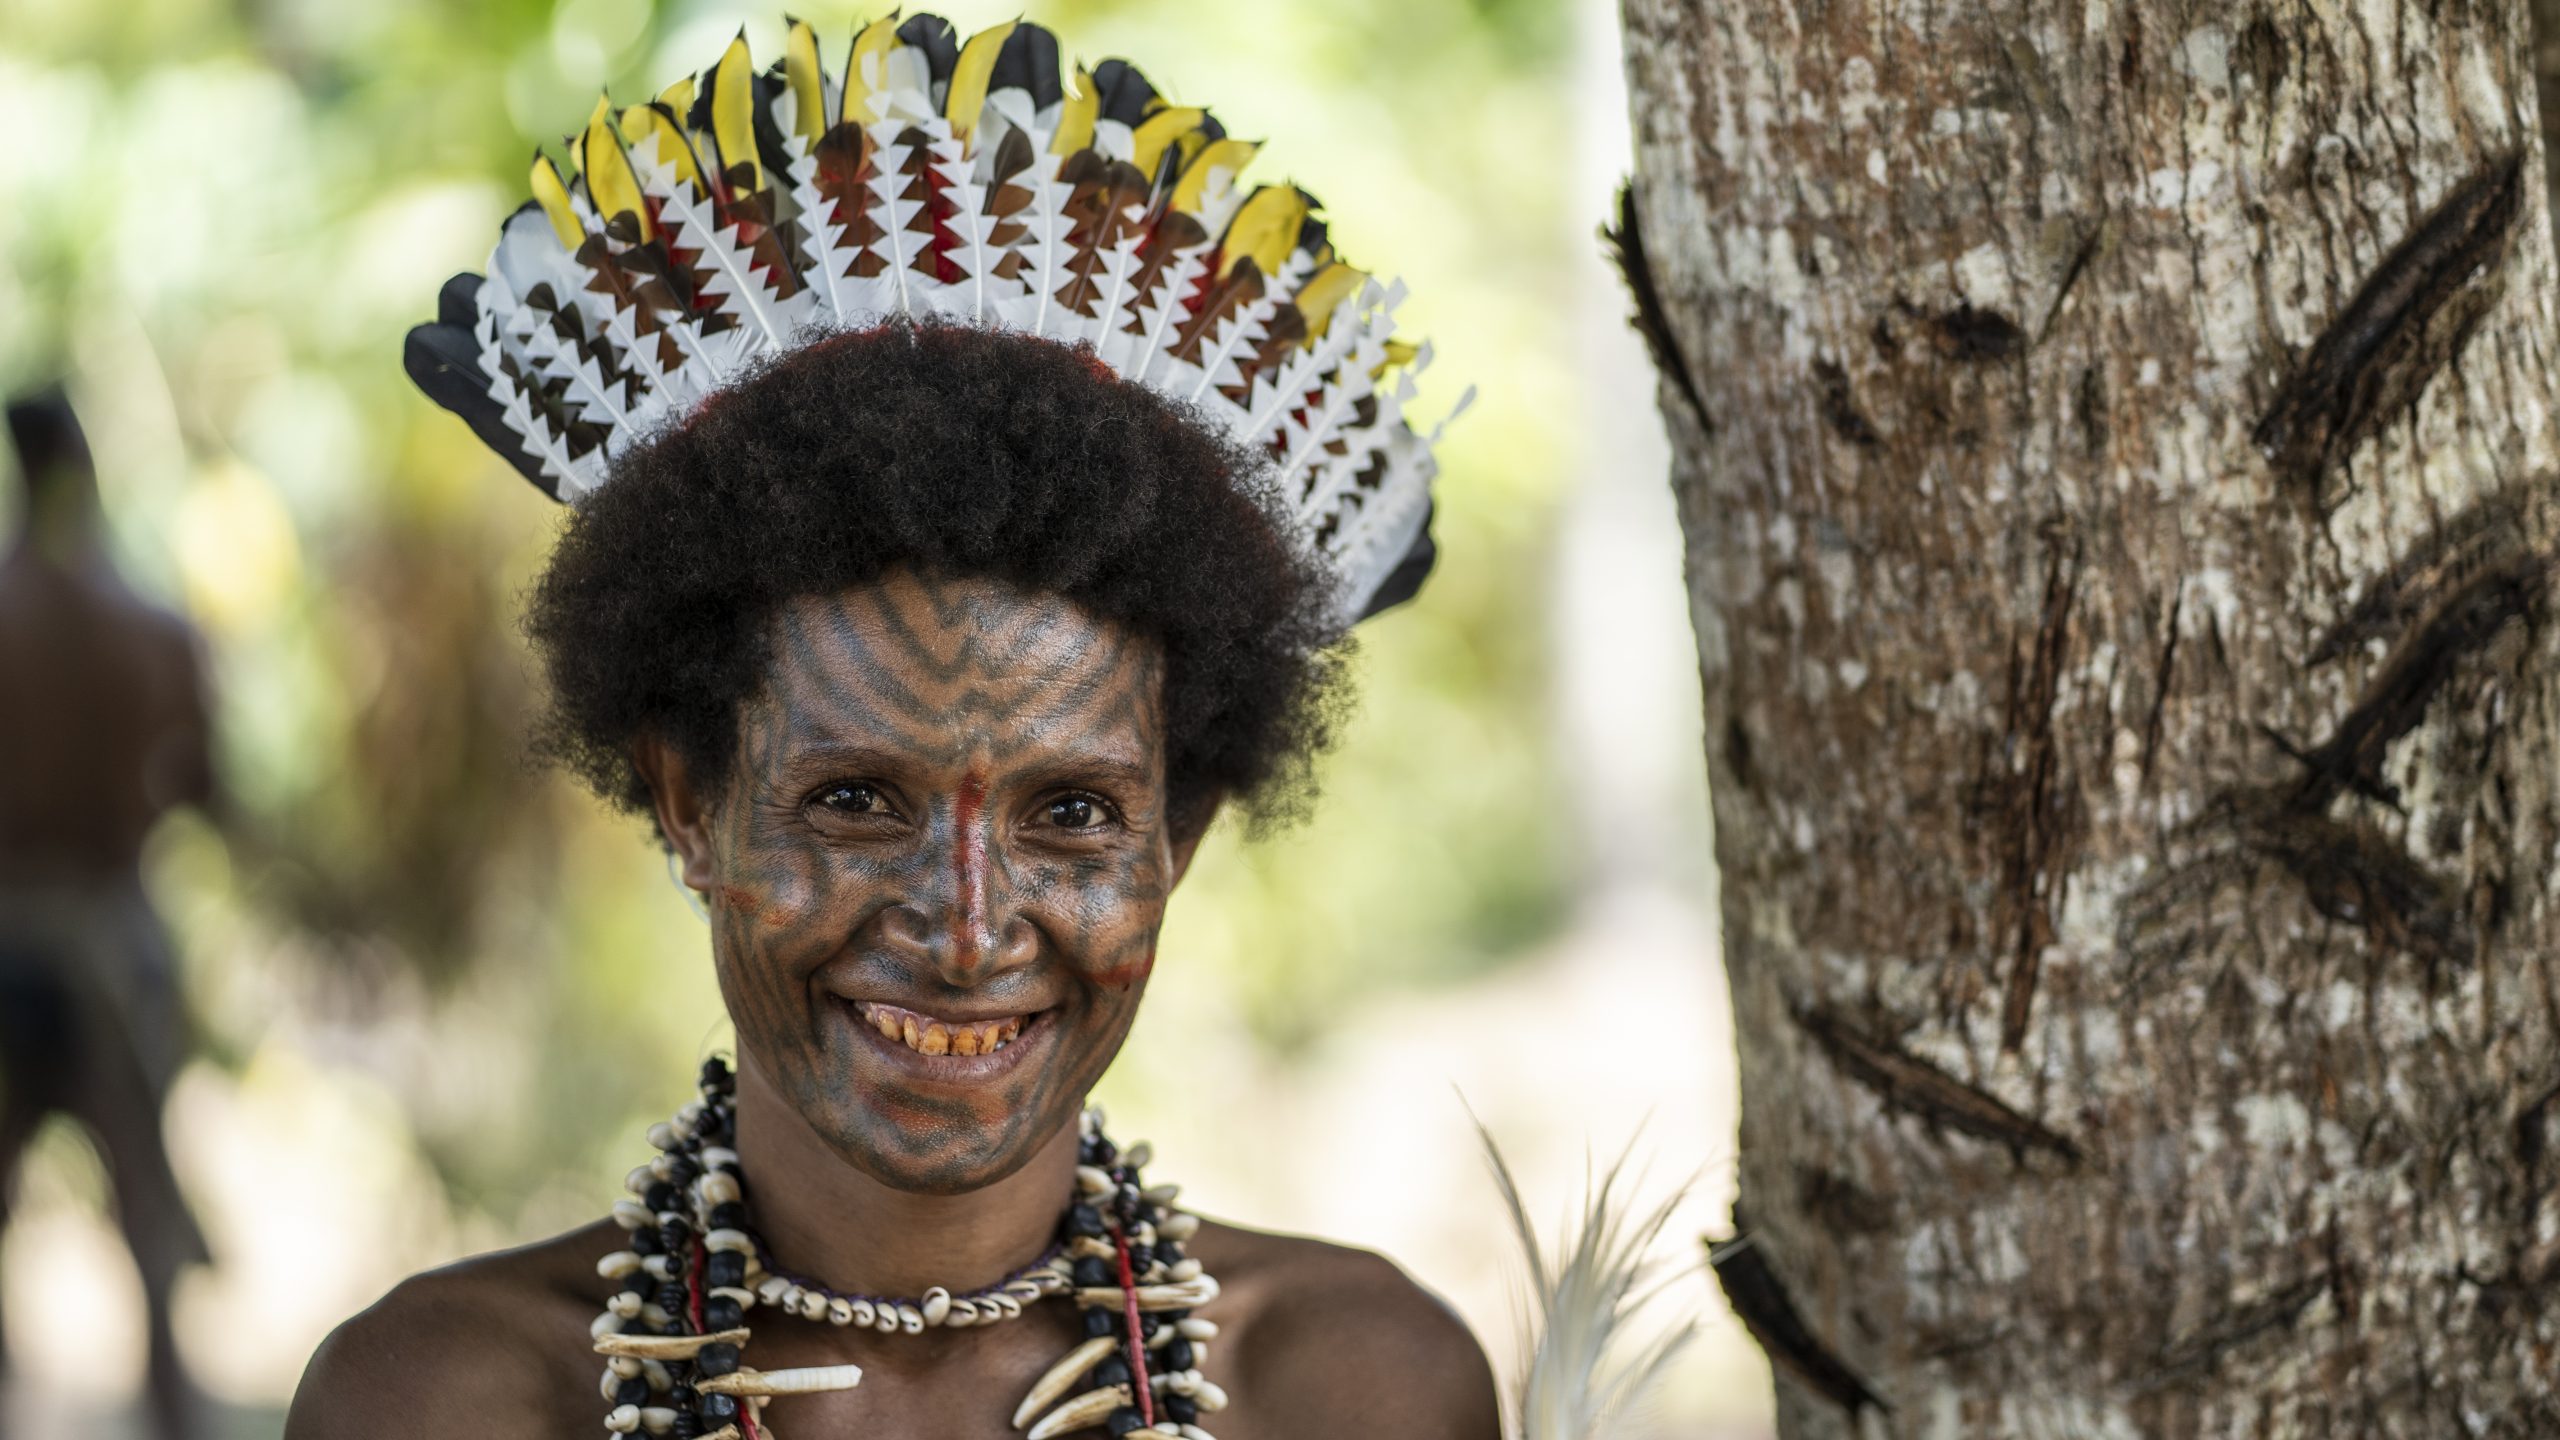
[288,13,1496,1440]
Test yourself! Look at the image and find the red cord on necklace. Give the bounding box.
[1113,1228,1156,1428]
[687,1243,708,1331]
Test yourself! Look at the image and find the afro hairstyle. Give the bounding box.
[522,319,1349,838]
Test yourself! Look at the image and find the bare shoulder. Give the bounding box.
[1189,1219,1501,1438]
[285,1220,621,1440]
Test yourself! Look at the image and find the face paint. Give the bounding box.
[700,572,1175,1194]
[951,769,990,977]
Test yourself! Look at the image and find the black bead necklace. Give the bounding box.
[588,1057,1229,1440]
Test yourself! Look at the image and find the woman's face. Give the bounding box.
[653,572,1190,1193]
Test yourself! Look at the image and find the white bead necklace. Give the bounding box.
[586,1058,1229,1439]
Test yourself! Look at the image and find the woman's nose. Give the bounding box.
[877,900,1035,983]
[878,775,1038,984]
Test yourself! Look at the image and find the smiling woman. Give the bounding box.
[649,571,1196,1198]
[282,12,1495,1440]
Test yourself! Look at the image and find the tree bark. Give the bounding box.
[1616,1,2560,1435]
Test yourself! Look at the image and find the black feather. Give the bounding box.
[1356,502,1437,621]
[1294,213,1330,260]
[1089,58,1158,127]
[897,14,960,90]
[747,69,796,187]
[404,287,561,500]
[436,267,481,328]
[990,23,1063,110]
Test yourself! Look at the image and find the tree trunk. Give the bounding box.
[1615,1,2560,1435]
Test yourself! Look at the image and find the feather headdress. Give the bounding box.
[405,13,1469,624]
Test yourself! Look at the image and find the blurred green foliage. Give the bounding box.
[0,0,1587,1221]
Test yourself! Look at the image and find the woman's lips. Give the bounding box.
[834,998,1053,1083]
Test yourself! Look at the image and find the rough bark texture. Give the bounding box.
[1617,1,2560,1435]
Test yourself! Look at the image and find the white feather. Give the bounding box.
[1083,231,1148,364]
[1001,154,1078,339]
[1182,297,1281,403]
[1240,313,1360,444]
[1475,1117,1701,1440]
[788,150,876,328]
[935,148,1017,323]
[641,156,810,352]
[1123,244,1212,387]
[864,129,935,321]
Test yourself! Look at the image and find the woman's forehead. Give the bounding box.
[755,575,1165,762]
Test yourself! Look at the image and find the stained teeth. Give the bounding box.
[858,1003,1029,1057]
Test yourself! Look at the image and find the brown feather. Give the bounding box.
[810,123,891,280]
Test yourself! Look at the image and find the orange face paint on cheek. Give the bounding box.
[716,882,800,928]
[1083,943,1158,991]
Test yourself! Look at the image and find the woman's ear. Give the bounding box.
[632,736,717,891]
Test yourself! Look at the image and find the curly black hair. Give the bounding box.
[523,319,1347,837]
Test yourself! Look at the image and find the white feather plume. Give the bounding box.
[1476,1116,1701,1440]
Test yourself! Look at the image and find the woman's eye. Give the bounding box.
[1045,795,1106,829]
[816,783,886,814]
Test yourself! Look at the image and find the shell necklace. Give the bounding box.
[589,1057,1229,1440]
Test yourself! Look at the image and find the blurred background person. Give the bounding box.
[0,387,216,1440]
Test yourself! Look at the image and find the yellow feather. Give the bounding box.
[1128,105,1205,179]
[580,97,652,242]
[841,14,904,126]
[711,31,760,192]
[1172,137,1259,214]
[1294,262,1368,341]
[530,153,584,250]
[1051,64,1098,156]
[658,75,695,116]
[1370,337,1420,379]
[1217,184,1307,279]
[621,103,704,196]
[784,18,827,144]
[945,19,1017,140]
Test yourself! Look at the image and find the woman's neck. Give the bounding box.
[728,1052,1077,1299]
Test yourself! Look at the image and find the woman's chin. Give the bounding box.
[800,1004,1086,1192]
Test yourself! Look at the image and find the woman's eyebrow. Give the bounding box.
[1010,754,1157,795]
[769,739,1153,791]
[769,741,921,779]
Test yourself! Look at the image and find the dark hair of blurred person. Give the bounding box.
[0,384,216,1440]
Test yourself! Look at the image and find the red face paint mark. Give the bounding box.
[952,770,990,972]
[1086,944,1158,992]
[716,883,792,928]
